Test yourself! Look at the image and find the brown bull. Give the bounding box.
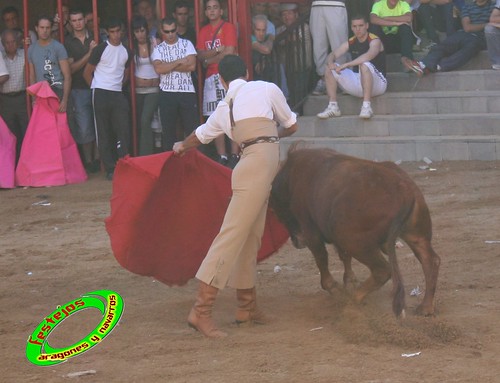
[270,147,441,317]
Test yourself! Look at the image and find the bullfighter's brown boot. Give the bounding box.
[187,281,227,338]
[235,287,268,325]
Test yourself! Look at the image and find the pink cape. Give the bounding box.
[15,81,87,187]
[0,116,16,188]
[105,150,290,286]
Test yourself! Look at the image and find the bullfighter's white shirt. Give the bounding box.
[195,79,297,144]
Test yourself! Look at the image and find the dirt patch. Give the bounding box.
[1,160,499,382]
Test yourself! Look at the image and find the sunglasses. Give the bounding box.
[162,28,177,34]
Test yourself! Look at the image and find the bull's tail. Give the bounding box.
[387,245,405,318]
[384,199,416,318]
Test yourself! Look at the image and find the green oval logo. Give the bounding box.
[26,290,124,366]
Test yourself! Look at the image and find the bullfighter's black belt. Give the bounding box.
[240,136,279,150]
[0,90,25,97]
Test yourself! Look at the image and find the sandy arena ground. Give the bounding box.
[1,159,499,383]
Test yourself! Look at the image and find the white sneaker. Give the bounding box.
[317,104,341,119]
[312,79,326,95]
[492,64,500,70]
[359,105,373,119]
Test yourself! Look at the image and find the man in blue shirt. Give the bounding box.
[405,0,496,74]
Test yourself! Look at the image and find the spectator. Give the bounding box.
[251,14,274,81]
[1,6,37,52]
[310,0,349,96]
[418,0,456,40]
[0,45,9,84]
[52,4,72,41]
[135,0,159,39]
[1,29,28,162]
[28,15,71,114]
[152,17,198,152]
[65,9,99,173]
[268,2,284,29]
[276,3,312,99]
[196,0,239,167]
[370,0,418,72]
[404,0,496,74]
[251,2,276,37]
[83,18,132,180]
[131,15,160,155]
[84,11,108,42]
[485,0,500,69]
[173,0,197,45]
[317,15,387,120]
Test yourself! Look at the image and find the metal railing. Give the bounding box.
[271,13,315,113]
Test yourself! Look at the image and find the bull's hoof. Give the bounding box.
[343,275,358,293]
[321,278,340,294]
[416,303,435,317]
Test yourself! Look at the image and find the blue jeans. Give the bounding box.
[70,88,95,145]
[422,30,484,72]
[485,24,500,66]
[417,3,455,42]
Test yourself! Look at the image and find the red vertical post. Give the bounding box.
[22,0,31,119]
[126,0,138,156]
[237,0,252,77]
[57,0,64,44]
[159,0,167,19]
[92,0,99,43]
[195,0,203,122]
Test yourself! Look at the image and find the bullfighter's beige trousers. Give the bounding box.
[196,117,280,289]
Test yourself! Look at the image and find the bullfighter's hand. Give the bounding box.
[173,141,186,156]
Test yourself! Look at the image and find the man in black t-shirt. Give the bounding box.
[65,9,99,173]
[317,15,387,120]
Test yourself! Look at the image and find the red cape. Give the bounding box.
[105,150,289,286]
[15,81,87,187]
[0,116,16,189]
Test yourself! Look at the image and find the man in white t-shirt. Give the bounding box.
[83,18,132,180]
[152,17,198,151]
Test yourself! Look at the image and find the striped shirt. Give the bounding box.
[461,0,496,38]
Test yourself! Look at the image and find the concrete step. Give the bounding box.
[385,69,500,92]
[280,135,500,162]
[386,50,492,73]
[306,69,500,98]
[295,113,500,138]
[304,90,500,116]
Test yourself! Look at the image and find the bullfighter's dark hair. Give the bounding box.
[219,55,247,83]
